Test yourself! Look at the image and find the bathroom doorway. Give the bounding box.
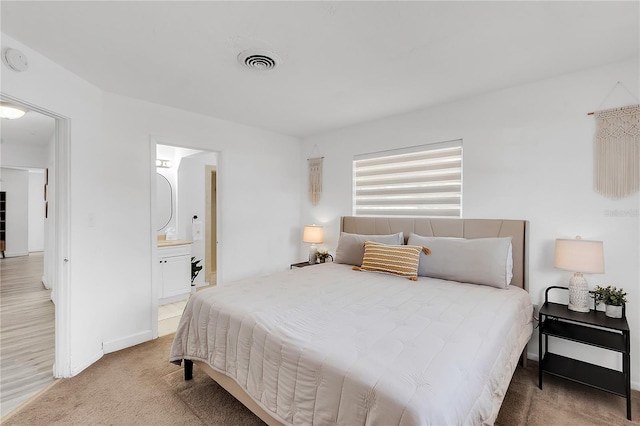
[151,140,219,337]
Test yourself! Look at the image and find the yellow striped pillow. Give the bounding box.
[354,241,431,281]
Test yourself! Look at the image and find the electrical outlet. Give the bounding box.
[532,304,540,321]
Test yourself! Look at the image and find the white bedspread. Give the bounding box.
[170,263,533,426]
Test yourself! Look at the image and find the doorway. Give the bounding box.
[0,95,70,415]
[151,140,219,337]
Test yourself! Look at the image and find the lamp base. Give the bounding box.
[568,272,590,313]
[308,244,318,265]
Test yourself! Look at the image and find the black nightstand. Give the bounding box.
[538,286,631,420]
[290,255,333,269]
[290,261,316,269]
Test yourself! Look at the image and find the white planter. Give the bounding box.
[605,304,623,319]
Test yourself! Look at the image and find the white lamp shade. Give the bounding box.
[554,238,604,274]
[303,225,323,244]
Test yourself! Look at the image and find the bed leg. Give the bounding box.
[521,344,528,368]
[184,359,193,380]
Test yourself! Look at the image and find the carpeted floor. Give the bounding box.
[495,359,639,426]
[3,334,638,425]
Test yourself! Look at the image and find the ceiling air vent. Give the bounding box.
[237,49,281,71]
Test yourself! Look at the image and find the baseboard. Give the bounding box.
[4,251,29,258]
[159,293,190,305]
[102,330,153,354]
[527,352,539,363]
[70,349,103,377]
[41,275,51,290]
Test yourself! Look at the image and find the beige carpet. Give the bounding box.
[3,334,638,425]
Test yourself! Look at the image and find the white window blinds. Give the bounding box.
[353,140,462,217]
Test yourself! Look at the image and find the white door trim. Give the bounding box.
[149,137,159,338]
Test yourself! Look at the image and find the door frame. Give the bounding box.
[0,93,71,377]
[204,165,217,285]
[149,136,221,338]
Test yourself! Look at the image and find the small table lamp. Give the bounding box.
[554,236,604,312]
[303,225,324,264]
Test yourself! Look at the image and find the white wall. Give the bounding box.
[2,32,116,376]
[0,166,46,256]
[2,32,301,375]
[42,139,55,290]
[177,152,217,287]
[0,141,48,169]
[300,58,640,389]
[28,169,45,251]
[155,145,207,236]
[98,91,301,353]
[0,124,49,255]
[0,167,29,257]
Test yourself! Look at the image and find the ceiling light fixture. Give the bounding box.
[156,159,172,168]
[237,48,281,71]
[0,101,27,119]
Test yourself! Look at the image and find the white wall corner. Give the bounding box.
[69,350,103,378]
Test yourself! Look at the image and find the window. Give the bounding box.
[353,140,462,217]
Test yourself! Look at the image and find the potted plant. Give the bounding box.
[191,257,203,286]
[316,249,331,263]
[592,285,627,318]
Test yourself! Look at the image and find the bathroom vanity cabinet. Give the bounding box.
[158,241,192,304]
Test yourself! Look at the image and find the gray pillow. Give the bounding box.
[335,232,404,266]
[407,233,513,289]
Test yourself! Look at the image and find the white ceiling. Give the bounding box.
[0,109,55,147]
[1,1,638,138]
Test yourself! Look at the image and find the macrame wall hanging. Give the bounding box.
[308,145,323,206]
[590,82,640,199]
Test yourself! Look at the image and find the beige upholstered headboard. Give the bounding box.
[341,216,529,290]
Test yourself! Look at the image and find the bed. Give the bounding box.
[170,216,533,425]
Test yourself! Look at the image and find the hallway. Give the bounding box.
[0,252,55,418]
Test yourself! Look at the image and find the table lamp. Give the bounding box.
[554,236,604,312]
[303,225,324,264]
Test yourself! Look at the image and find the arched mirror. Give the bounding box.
[156,173,173,231]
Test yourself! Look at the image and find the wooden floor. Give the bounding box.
[0,252,55,419]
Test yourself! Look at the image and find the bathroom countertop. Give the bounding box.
[158,239,193,248]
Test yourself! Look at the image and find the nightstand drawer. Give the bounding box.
[541,319,626,352]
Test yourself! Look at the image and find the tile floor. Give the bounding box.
[158,300,188,336]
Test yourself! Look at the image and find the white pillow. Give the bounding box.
[335,232,404,266]
[407,233,513,289]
